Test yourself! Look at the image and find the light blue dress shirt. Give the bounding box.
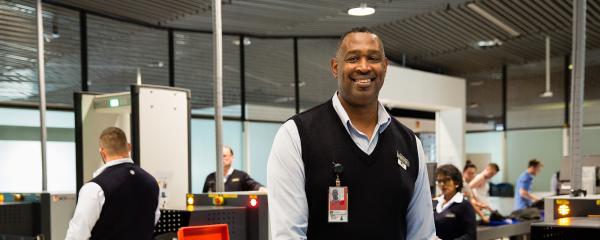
[267,93,436,240]
[514,171,534,210]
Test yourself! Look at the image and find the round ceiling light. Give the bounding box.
[348,3,375,16]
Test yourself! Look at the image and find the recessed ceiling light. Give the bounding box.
[476,39,502,48]
[232,37,251,46]
[470,81,484,86]
[469,102,480,108]
[348,3,375,16]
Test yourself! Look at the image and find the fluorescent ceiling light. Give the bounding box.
[467,3,520,37]
[348,3,375,16]
[476,39,502,48]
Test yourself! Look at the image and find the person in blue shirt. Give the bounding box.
[514,159,544,210]
[433,164,476,240]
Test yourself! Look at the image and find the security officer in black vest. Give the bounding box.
[202,146,266,192]
[267,27,436,239]
[66,127,160,240]
[433,164,476,240]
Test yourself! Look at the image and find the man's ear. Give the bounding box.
[127,143,132,152]
[331,57,339,79]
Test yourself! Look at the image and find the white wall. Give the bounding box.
[395,117,435,133]
[436,109,466,168]
[380,65,466,110]
[380,65,466,167]
[0,141,75,192]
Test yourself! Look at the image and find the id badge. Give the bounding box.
[328,186,348,222]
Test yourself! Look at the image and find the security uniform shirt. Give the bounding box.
[203,168,264,192]
[433,192,476,240]
[267,93,436,240]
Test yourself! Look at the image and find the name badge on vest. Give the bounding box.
[445,213,456,218]
[329,162,348,223]
[397,151,410,170]
[329,186,348,222]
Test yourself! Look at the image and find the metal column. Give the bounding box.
[569,0,586,194]
[36,0,48,192]
[213,0,225,192]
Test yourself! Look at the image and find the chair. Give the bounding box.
[177,224,230,240]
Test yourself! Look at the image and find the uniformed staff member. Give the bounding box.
[66,127,160,240]
[203,146,266,192]
[267,27,436,239]
[433,164,476,240]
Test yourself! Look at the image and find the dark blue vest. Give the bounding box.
[292,100,420,240]
[89,162,159,240]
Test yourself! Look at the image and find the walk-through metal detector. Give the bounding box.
[74,84,191,210]
[74,84,269,239]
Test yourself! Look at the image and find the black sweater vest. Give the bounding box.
[292,100,419,240]
[89,162,159,240]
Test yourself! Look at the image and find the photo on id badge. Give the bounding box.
[328,186,348,222]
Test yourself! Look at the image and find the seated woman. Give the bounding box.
[433,164,476,240]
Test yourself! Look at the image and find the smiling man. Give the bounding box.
[267,27,436,240]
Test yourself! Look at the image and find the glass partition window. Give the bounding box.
[506,129,562,192]
[174,32,241,117]
[247,122,280,186]
[0,108,75,192]
[244,38,295,121]
[582,126,600,155]
[465,69,503,129]
[507,57,565,129]
[584,49,600,125]
[0,1,80,106]
[87,15,168,92]
[298,39,338,111]
[190,119,243,193]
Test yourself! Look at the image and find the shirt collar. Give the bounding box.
[331,92,392,136]
[435,192,464,213]
[93,158,134,178]
[225,167,234,178]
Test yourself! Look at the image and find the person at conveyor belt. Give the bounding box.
[66,127,160,240]
[202,146,267,192]
[433,164,476,240]
[462,161,492,223]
